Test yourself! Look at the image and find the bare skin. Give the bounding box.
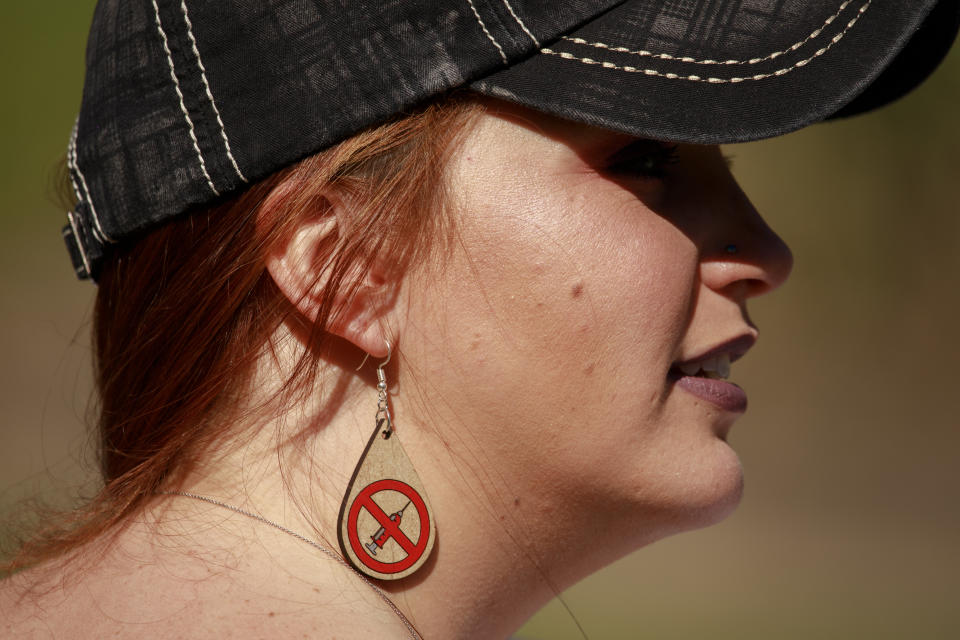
[1,101,791,639]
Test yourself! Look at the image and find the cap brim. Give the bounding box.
[471,0,960,144]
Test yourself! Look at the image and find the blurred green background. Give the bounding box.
[1,3,958,638]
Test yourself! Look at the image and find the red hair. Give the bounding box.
[4,95,481,574]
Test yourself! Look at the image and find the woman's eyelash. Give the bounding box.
[606,141,680,178]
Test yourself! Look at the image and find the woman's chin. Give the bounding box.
[674,446,745,532]
[698,460,744,528]
[634,444,745,538]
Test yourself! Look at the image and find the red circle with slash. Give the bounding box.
[346,478,430,574]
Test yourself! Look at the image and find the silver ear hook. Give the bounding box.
[378,340,392,369]
[355,340,392,371]
[357,340,394,437]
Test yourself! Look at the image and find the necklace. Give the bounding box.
[158,491,421,640]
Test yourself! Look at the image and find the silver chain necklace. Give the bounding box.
[158,491,421,640]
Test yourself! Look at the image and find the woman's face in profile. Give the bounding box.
[398,103,793,564]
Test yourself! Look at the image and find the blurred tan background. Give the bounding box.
[1,3,958,638]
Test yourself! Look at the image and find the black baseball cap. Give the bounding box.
[64,0,960,281]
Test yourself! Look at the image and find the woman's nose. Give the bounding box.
[699,198,794,300]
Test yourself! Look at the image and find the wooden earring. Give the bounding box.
[337,342,437,580]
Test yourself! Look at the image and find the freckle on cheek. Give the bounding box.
[583,363,595,376]
[571,283,583,298]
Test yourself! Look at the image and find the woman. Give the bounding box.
[2,1,957,638]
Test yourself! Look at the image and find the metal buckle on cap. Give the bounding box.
[63,209,96,281]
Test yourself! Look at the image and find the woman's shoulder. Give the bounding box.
[0,526,413,639]
[0,556,104,639]
[0,546,195,639]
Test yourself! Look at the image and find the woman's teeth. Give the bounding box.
[678,353,731,379]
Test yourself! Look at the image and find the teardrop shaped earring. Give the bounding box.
[337,341,437,580]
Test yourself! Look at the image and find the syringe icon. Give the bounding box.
[365,500,412,555]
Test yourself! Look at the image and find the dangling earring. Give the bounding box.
[337,341,437,580]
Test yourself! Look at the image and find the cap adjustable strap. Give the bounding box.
[62,204,104,281]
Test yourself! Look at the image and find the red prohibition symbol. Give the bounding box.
[346,478,430,574]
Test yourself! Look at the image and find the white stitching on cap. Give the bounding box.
[65,122,84,213]
[65,211,92,277]
[68,117,115,243]
[501,0,540,47]
[467,0,509,64]
[152,0,220,196]
[180,0,247,183]
[560,0,858,66]
[541,0,870,83]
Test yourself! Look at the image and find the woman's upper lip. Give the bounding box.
[674,333,757,367]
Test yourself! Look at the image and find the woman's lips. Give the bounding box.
[674,374,748,413]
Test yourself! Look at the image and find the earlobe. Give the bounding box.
[263,185,394,358]
[328,283,394,358]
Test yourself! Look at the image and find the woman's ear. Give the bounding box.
[263,183,393,358]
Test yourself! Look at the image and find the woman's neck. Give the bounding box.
[152,351,563,639]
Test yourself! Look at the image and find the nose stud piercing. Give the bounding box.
[724,244,738,254]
